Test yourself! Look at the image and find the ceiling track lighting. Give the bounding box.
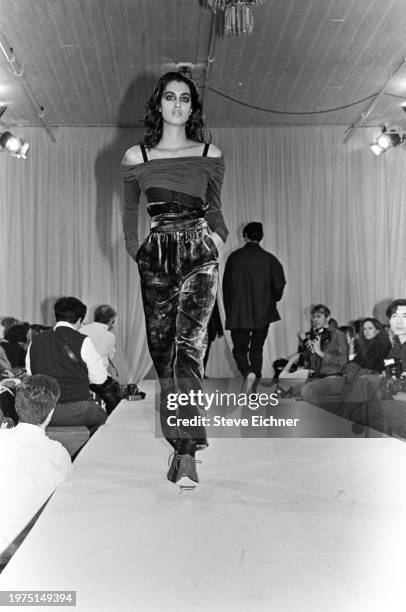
[0,131,29,159]
[370,126,405,157]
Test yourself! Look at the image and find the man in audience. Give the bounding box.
[80,304,117,370]
[80,304,121,414]
[223,222,286,383]
[301,304,348,378]
[26,296,108,428]
[300,304,348,404]
[0,375,72,557]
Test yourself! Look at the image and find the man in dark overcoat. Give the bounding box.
[222,222,286,380]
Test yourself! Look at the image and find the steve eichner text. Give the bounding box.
[166,390,279,411]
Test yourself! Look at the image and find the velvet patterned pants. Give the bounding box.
[137,219,218,448]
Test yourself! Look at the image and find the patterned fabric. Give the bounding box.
[137,219,218,447]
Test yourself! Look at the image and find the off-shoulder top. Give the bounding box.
[121,152,227,258]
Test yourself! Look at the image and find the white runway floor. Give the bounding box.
[0,380,406,611]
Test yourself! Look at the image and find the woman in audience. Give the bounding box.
[350,318,391,374]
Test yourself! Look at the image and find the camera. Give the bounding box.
[306,327,331,347]
[125,383,146,401]
[382,358,406,398]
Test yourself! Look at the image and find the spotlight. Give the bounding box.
[370,127,404,156]
[0,131,29,159]
[377,131,401,149]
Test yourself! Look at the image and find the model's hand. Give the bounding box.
[210,231,224,253]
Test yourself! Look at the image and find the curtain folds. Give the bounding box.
[1,126,404,381]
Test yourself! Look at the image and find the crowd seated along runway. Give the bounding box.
[1,381,406,611]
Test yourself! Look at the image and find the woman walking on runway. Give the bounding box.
[121,72,228,487]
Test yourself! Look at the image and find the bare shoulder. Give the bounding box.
[207,143,222,158]
[122,145,144,166]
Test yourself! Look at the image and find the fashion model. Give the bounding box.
[122,72,228,487]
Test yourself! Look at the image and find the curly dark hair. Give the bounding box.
[143,72,211,148]
[361,317,385,337]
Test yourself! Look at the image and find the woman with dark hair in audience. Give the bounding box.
[349,317,391,375]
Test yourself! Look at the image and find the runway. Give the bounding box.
[0,380,405,611]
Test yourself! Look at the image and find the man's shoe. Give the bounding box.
[175,453,199,488]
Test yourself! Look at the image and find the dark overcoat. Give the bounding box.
[222,242,286,330]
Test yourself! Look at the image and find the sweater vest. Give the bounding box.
[29,327,90,403]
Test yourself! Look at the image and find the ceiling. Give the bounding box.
[1,0,406,137]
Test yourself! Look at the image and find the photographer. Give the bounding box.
[300,304,348,405]
[299,305,348,379]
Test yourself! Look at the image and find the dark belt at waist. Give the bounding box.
[147,201,205,217]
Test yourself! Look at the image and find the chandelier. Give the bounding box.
[208,0,265,35]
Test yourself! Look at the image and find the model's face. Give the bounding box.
[312,312,329,330]
[160,80,192,126]
[390,306,406,341]
[363,321,378,340]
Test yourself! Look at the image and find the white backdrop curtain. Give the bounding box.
[1,126,405,381]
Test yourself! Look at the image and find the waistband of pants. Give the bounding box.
[147,200,206,216]
[151,216,208,233]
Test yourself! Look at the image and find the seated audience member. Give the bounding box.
[299,304,348,378]
[0,375,72,556]
[80,305,117,369]
[0,324,28,368]
[299,304,348,404]
[0,317,20,336]
[350,318,391,374]
[26,296,108,428]
[80,305,121,414]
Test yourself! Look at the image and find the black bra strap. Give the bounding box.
[202,143,210,157]
[140,143,148,162]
